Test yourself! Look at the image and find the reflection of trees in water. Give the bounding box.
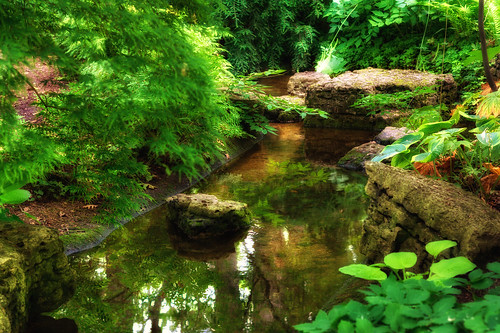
[52,162,368,332]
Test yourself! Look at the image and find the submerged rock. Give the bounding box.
[362,162,500,269]
[337,141,384,171]
[0,223,75,333]
[304,68,457,130]
[287,71,330,97]
[166,194,251,239]
[374,126,413,145]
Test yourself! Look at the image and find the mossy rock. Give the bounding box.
[166,194,252,239]
[0,223,75,333]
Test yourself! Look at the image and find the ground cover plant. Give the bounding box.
[296,241,500,332]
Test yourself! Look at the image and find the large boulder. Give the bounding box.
[287,71,331,97]
[304,68,457,130]
[362,162,500,268]
[165,194,251,239]
[0,223,75,333]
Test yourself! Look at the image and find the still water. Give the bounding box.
[53,123,372,333]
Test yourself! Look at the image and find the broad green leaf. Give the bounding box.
[393,132,424,147]
[487,262,500,274]
[339,264,387,281]
[429,257,476,281]
[338,320,355,333]
[411,152,434,163]
[417,120,453,136]
[372,144,407,162]
[476,131,500,148]
[0,189,31,205]
[384,252,417,270]
[355,317,374,332]
[464,45,500,65]
[391,150,413,168]
[425,240,457,257]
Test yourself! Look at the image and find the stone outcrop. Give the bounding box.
[0,223,75,333]
[304,68,457,130]
[362,162,500,268]
[287,71,330,97]
[165,194,252,239]
[337,142,384,171]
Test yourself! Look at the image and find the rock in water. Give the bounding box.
[165,194,251,239]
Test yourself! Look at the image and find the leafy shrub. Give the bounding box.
[320,0,489,93]
[1,0,248,224]
[216,0,330,74]
[373,112,500,198]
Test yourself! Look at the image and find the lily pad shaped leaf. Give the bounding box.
[339,264,387,281]
[426,240,457,258]
[429,257,476,281]
[0,189,31,205]
[384,252,417,270]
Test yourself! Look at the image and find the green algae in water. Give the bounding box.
[51,124,371,333]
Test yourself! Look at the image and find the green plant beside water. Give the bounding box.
[373,111,500,198]
[296,240,500,332]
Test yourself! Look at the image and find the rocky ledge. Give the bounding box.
[361,162,500,269]
[304,68,457,130]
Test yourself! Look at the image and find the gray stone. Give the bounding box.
[362,162,500,269]
[304,68,457,130]
[374,127,413,145]
[337,142,385,171]
[287,71,330,97]
[166,194,251,239]
[0,223,75,333]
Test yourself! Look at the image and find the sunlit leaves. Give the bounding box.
[426,240,457,258]
[429,257,476,281]
[339,264,387,281]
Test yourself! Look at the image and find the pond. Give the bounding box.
[51,123,373,333]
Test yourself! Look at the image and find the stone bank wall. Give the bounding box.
[362,162,500,268]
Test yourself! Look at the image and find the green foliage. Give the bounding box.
[352,86,438,116]
[1,0,250,224]
[296,241,500,333]
[321,0,490,93]
[374,111,500,197]
[295,266,500,333]
[340,240,475,282]
[0,182,32,223]
[216,0,330,73]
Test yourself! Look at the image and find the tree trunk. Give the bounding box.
[479,0,498,91]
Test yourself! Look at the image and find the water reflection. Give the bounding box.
[52,124,371,332]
